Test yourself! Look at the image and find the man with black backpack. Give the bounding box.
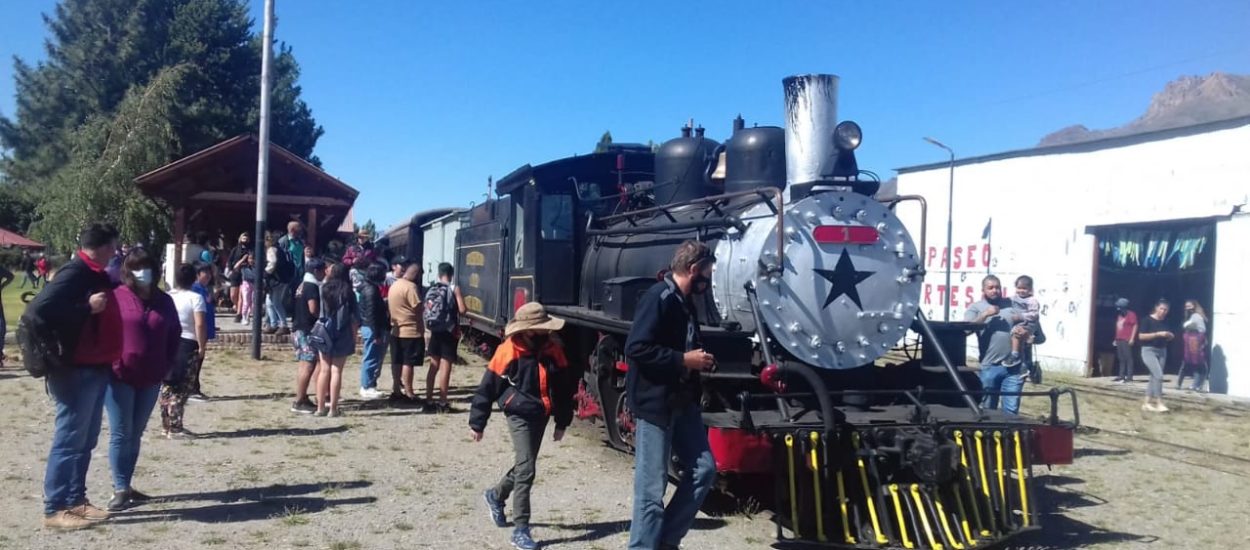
[424,262,465,413]
[24,223,122,530]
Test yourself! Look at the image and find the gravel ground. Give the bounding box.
[1,351,1247,549]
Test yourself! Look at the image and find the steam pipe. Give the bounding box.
[884,194,928,272]
[596,187,785,274]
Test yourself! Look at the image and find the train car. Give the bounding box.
[448,74,1078,549]
[419,209,465,286]
[378,207,459,266]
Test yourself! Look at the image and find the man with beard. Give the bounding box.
[625,240,718,550]
[966,274,1027,414]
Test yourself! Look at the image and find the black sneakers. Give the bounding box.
[290,398,316,414]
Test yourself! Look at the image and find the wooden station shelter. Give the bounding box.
[135,134,358,263]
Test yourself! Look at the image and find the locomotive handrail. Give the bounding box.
[595,187,786,274]
[882,194,928,273]
[742,386,1081,428]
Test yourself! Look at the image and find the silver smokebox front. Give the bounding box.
[782,74,839,189]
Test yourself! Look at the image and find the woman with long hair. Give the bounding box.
[1137,298,1174,412]
[104,249,181,510]
[1177,299,1209,392]
[313,263,360,417]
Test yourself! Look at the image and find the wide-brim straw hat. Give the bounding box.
[505,302,565,338]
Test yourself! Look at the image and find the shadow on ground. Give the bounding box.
[195,425,350,439]
[106,480,376,525]
[534,518,727,546]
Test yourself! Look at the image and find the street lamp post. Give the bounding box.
[923,137,955,322]
[251,0,275,359]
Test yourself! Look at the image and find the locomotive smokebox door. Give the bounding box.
[602,277,655,320]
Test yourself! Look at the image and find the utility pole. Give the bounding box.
[251,0,275,359]
[924,137,955,322]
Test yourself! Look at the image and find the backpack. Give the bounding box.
[273,238,296,283]
[15,313,67,379]
[423,282,457,333]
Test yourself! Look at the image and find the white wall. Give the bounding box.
[421,215,461,285]
[1212,213,1250,397]
[896,122,1250,378]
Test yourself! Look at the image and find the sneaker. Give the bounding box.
[422,402,438,414]
[1002,352,1021,367]
[275,327,291,337]
[659,544,682,550]
[290,399,317,414]
[67,501,110,521]
[359,387,385,400]
[43,510,94,530]
[388,391,408,402]
[314,408,329,417]
[263,326,277,335]
[436,402,454,414]
[234,314,243,323]
[328,408,343,418]
[1154,403,1170,413]
[511,527,538,550]
[484,489,507,528]
[188,392,209,403]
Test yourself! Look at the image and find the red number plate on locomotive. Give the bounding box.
[812,225,880,244]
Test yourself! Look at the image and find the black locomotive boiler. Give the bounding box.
[449,74,1078,549]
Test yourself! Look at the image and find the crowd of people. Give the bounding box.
[15,218,1216,547]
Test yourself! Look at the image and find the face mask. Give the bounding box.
[132,269,153,286]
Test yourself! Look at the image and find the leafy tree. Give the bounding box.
[594,130,613,153]
[0,0,325,250]
[352,219,377,240]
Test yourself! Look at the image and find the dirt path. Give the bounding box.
[1,351,1247,549]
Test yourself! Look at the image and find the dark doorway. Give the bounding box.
[1089,219,1217,377]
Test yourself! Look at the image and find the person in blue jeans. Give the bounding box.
[965,274,1026,414]
[625,240,719,550]
[28,223,122,530]
[103,249,180,510]
[357,263,389,399]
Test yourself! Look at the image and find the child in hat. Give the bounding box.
[469,302,575,550]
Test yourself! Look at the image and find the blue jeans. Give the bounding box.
[359,326,386,389]
[628,404,717,549]
[44,366,111,515]
[104,378,161,491]
[265,293,287,329]
[979,363,1025,415]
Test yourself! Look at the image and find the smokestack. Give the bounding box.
[681,124,692,138]
[782,74,839,188]
[694,126,705,138]
[732,114,745,133]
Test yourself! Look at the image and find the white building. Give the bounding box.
[894,116,1250,398]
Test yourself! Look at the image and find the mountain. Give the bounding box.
[1038,72,1250,146]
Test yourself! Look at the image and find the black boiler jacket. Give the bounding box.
[358,283,388,331]
[624,276,703,426]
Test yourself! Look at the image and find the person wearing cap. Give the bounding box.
[1112,297,1138,383]
[626,240,718,550]
[471,302,574,550]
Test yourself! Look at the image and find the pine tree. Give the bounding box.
[0,0,325,241]
[594,130,613,153]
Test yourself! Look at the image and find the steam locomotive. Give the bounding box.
[433,74,1077,549]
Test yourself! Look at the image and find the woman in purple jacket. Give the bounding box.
[103,249,181,511]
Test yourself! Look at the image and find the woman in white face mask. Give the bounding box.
[102,249,182,511]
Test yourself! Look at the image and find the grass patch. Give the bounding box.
[202,535,227,545]
[322,482,345,496]
[277,505,310,526]
[328,542,362,550]
[395,522,414,531]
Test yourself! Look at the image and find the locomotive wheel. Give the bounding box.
[603,378,635,452]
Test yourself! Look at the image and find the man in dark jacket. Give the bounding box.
[28,223,120,530]
[626,240,718,550]
[357,262,390,399]
[470,302,573,550]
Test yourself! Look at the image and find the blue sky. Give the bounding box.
[2,0,1248,230]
